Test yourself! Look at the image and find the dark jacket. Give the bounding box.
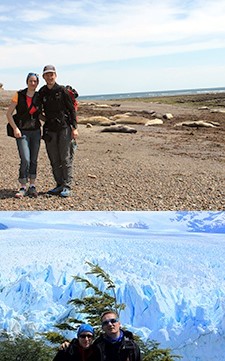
[39,83,77,132]
[53,338,99,361]
[94,330,141,361]
[14,88,41,130]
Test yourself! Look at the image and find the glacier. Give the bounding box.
[0,211,225,361]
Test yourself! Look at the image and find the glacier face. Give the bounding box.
[0,211,225,361]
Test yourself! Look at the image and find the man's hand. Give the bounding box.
[59,340,70,351]
[71,128,78,140]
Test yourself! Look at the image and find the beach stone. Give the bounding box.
[145,118,163,126]
[86,123,93,128]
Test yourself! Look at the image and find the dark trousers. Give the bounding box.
[45,127,74,189]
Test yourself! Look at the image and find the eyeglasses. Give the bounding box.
[79,334,93,339]
[101,318,119,327]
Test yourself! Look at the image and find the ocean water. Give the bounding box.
[79,86,225,101]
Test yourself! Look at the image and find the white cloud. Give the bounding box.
[1,0,225,92]
[19,9,52,22]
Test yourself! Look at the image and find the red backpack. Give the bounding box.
[66,85,79,111]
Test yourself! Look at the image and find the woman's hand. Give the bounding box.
[13,127,22,138]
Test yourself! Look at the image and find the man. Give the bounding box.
[94,310,141,361]
[39,65,78,198]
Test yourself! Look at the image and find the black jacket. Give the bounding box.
[14,88,41,130]
[53,338,99,361]
[39,83,77,131]
[94,330,141,361]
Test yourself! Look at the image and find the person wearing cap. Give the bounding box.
[94,310,141,361]
[6,72,42,198]
[39,65,78,198]
[53,323,98,361]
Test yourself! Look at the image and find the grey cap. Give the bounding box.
[42,65,56,75]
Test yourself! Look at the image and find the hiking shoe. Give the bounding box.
[28,186,38,198]
[60,187,71,198]
[15,188,27,198]
[47,185,63,196]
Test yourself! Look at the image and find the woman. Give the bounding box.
[53,324,99,361]
[6,72,41,198]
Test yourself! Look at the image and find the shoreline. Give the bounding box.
[1,88,225,107]
[78,86,225,101]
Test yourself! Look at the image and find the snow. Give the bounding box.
[0,211,225,361]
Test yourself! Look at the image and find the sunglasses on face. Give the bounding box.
[101,318,119,327]
[79,334,93,339]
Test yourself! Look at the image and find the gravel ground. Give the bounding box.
[1,92,225,210]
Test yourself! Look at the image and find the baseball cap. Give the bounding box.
[42,65,56,75]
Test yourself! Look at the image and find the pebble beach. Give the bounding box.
[0,90,225,210]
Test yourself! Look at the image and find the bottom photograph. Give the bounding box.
[0,211,224,361]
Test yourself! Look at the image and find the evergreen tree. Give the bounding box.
[69,261,126,326]
[138,339,182,361]
[48,261,125,336]
[0,333,55,361]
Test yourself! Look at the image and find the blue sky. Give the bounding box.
[1,0,225,95]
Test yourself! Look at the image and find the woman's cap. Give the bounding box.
[77,324,94,337]
[42,65,56,75]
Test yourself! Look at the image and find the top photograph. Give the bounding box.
[0,0,225,211]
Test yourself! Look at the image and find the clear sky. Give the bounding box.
[1,0,225,95]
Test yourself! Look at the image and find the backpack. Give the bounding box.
[122,336,140,361]
[66,85,79,112]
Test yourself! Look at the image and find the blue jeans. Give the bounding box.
[44,126,74,189]
[16,129,41,184]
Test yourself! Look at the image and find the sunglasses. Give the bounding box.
[102,318,119,327]
[79,334,93,339]
[27,72,39,78]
